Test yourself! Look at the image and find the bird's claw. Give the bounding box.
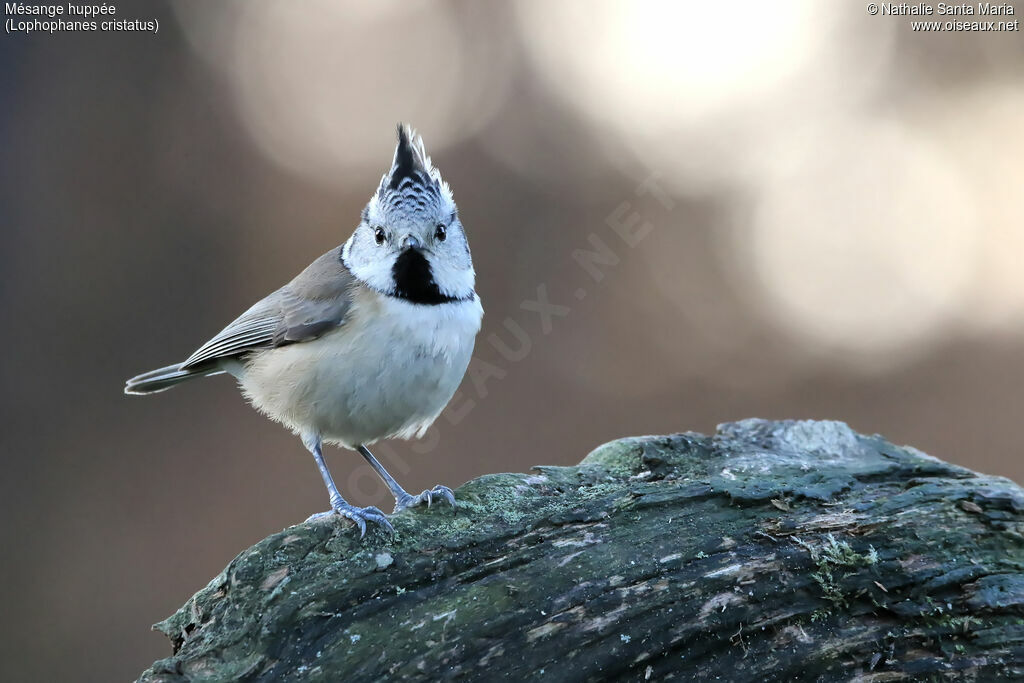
[306,503,394,537]
[394,485,456,513]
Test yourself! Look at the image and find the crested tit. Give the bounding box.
[126,125,483,537]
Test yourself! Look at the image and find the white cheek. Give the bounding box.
[349,255,395,292]
[343,237,396,292]
[430,258,475,297]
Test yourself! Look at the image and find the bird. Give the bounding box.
[125,124,483,537]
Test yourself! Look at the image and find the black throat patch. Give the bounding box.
[391,248,462,305]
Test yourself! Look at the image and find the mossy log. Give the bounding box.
[140,419,1024,682]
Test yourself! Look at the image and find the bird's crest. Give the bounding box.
[388,124,430,189]
[381,124,444,194]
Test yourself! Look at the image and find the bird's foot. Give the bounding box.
[393,485,456,514]
[306,501,394,538]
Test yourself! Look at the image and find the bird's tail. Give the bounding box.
[124,363,223,395]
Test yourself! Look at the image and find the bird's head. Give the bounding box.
[342,124,475,305]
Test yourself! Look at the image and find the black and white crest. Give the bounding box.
[378,124,446,217]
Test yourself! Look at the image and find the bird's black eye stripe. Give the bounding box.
[435,224,447,242]
[374,227,386,245]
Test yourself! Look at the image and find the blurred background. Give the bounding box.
[2,1,1022,680]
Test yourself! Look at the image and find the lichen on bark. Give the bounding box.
[140,419,1024,682]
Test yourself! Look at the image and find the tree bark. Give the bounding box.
[139,419,1024,682]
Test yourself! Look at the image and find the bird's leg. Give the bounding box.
[357,444,456,514]
[303,434,393,537]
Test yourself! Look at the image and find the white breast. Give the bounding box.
[238,289,482,448]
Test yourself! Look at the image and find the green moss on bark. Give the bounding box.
[140,420,1024,682]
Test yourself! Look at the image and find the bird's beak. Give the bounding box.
[402,234,421,250]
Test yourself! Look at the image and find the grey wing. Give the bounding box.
[180,248,355,370]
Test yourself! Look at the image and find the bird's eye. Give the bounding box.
[434,224,447,242]
[373,227,386,245]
